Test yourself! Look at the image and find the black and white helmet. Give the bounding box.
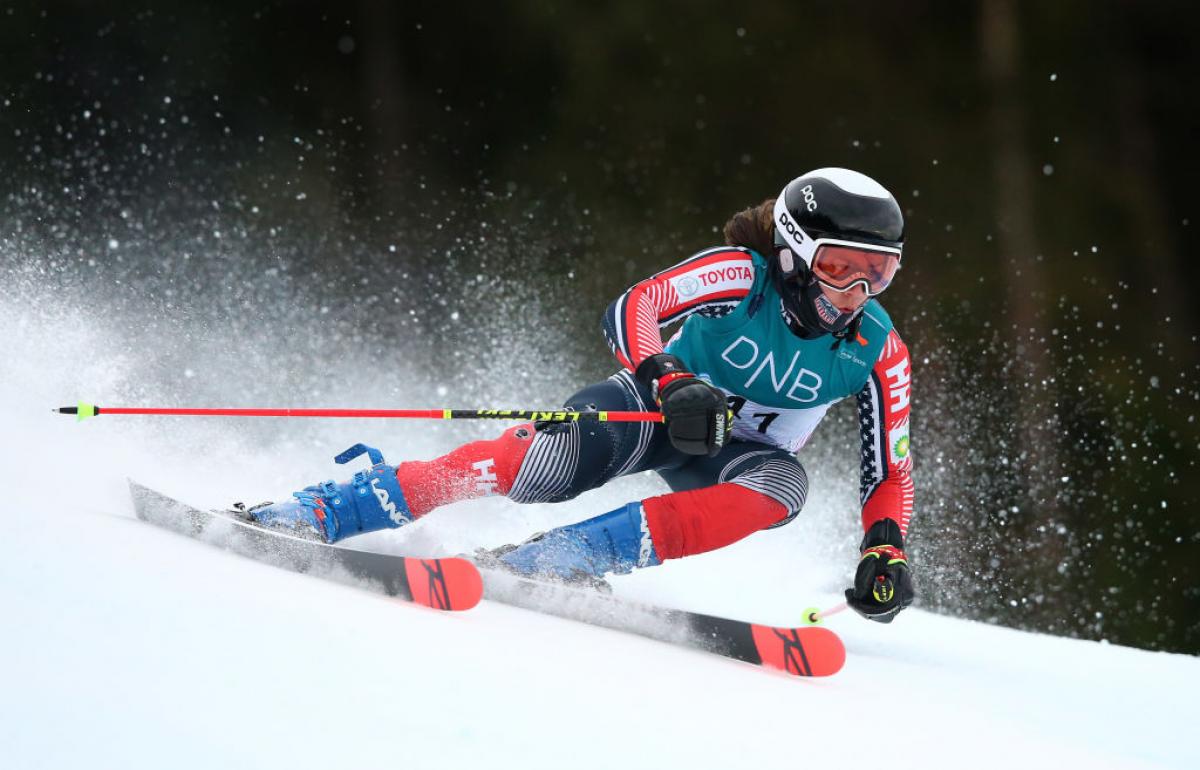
[771,168,905,336]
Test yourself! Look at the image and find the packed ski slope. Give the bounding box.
[2,294,1195,770]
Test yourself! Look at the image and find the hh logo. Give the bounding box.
[473,459,499,495]
[884,360,910,414]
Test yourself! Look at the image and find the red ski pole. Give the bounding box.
[53,402,665,424]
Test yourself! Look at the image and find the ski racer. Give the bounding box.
[249,168,916,622]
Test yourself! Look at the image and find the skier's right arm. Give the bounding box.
[601,246,755,370]
[601,247,754,456]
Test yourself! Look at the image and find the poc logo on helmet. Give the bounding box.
[778,211,804,241]
[800,184,817,212]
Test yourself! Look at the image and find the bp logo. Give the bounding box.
[676,276,700,298]
[888,422,911,465]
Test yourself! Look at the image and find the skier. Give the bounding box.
[249,168,916,622]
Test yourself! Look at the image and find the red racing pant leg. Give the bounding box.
[395,423,535,518]
[640,483,788,560]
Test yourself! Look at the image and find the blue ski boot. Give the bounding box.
[244,443,413,543]
[488,502,662,586]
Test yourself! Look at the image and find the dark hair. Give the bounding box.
[722,198,776,256]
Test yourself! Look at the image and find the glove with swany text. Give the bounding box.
[635,353,731,457]
[845,518,915,623]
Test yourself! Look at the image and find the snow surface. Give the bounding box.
[2,294,1196,770]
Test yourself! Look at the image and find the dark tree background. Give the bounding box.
[2,1,1198,653]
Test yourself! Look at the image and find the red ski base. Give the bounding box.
[403,558,484,611]
[750,625,846,677]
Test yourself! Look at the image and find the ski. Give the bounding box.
[128,482,842,673]
[128,482,483,611]
[477,569,846,677]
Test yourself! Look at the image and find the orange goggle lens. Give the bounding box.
[811,244,900,296]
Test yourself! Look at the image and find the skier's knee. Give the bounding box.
[764,507,801,529]
[729,458,808,530]
[506,424,594,504]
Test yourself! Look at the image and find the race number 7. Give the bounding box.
[727,396,780,434]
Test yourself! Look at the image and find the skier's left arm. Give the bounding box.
[847,329,915,622]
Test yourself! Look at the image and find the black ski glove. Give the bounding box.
[845,518,915,623]
[636,353,731,457]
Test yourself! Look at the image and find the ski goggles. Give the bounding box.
[774,197,902,297]
[809,241,901,297]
